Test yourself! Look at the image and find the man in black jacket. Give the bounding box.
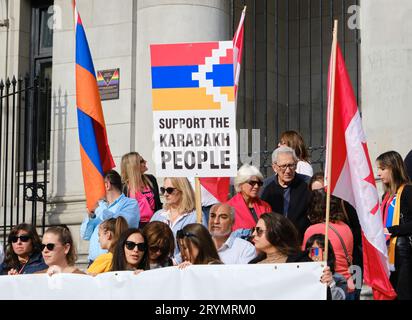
[261,146,311,239]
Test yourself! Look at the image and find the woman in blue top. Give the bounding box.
[0,223,48,275]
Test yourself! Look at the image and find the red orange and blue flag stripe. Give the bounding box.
[74,1,114,210]
[150,43,234,111]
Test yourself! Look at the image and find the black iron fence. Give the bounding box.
[0,75,50,246]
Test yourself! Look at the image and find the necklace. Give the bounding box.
[261,252,287,264]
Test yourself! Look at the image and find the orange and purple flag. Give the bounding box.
[74,1,115,210]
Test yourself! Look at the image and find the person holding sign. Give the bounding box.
[150,178,207,258]
[227,164,272,234]
[377,151,412,300]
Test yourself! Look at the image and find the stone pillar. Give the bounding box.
[134,0,231,177]
[361,0,412,161]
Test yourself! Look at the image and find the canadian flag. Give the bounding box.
[233,6,246,98]
[325,44,396,300]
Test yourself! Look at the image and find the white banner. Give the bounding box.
[0,263,326,300]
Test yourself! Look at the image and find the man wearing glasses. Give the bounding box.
[261,146,311,239]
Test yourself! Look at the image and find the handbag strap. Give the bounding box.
[328,223,352,267]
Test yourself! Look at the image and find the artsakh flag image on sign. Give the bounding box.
[150,41,237,177]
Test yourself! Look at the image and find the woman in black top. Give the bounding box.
[377,151,412,299]
[1,223,47,275]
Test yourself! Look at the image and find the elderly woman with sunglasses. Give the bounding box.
[0,223,48,275]
[150,177,207,258]
[40,225,84,275]
[111,228,149,273]
[227,164,272,233]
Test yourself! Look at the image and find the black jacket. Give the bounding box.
[387,184,412,300]
[261,174,311,239]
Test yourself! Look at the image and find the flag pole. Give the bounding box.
[195,177,202,223]
[324,20,339,263]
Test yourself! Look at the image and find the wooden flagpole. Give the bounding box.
[324,20,339,263]
[195,177,202,223]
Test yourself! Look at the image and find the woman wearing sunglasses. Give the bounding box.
[40,225,84,275]
[121,152,162,229]
[227,164,272,232]
[0,223,47,275]
[249,213,311,264]
[177,223,222,268]
[151,177,206,257]
[111,228,149,273]
[143,221,175,269]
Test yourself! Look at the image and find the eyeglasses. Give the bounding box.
[160,187,177,195]
[9,235,31,243]
[276,163,297,172]
[176,230,196,239]
[246,180,263,187]
[41,243,56,251]
[252,227,266,237]
[125,241,147,251]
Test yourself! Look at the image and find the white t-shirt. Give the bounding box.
[217,233,257,264]
[296,160,313,177]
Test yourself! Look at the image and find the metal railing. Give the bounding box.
[0,75,50,245]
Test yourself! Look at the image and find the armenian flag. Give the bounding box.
[74,1,115,211]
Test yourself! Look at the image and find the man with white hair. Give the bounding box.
[261,146,311,238]
[208,203,256,264]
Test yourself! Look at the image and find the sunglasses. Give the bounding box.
[9,235,31,243]
[252,227,266,237]
[176,230,196,239]
[160,187,177,195]
[246,180,263,187]
[41,243,56,251]
[125,241,147,251]
[140,159,146,164]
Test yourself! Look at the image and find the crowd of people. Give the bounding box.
[1,130,411,300]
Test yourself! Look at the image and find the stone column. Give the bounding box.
[134,0,231,177]
[361,0,412,160]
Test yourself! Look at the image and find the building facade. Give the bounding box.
[1,0,412,264]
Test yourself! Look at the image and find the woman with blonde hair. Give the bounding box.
[87,216,129,274]
[121,152,162,228]
[278,130,313,177]
[376,150,412,299]
[40,225,84,275]
[150,177,207,257]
